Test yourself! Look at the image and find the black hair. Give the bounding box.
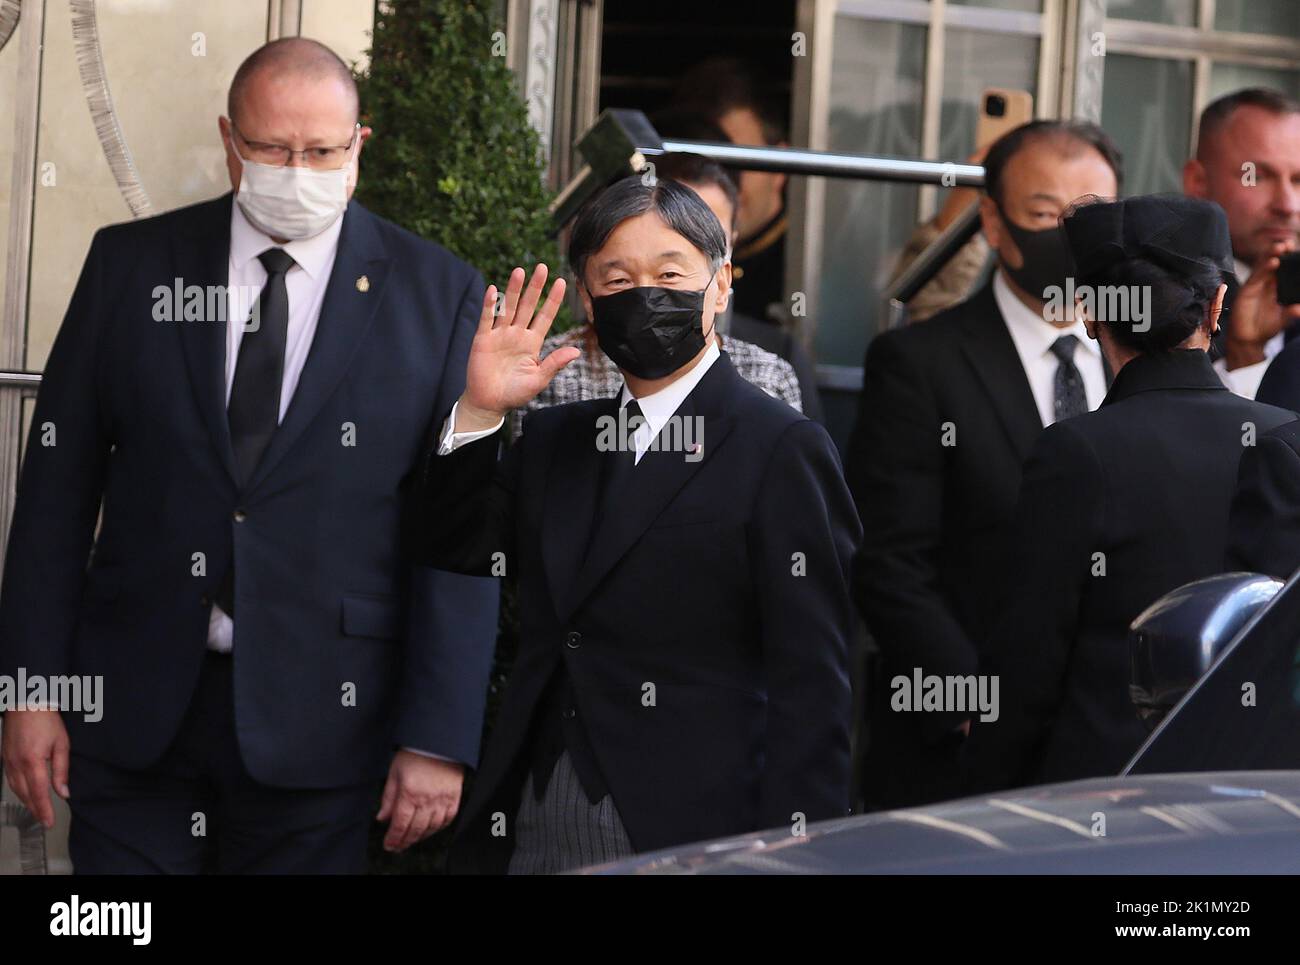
[228,37,358,124]
[1197,87,1300,160]
[648,153,739,232]
[1078,256,1223,353]
[650,108,732,145]
[568,175,729,283]
[982,120,1124,207]
[671,57,787,145]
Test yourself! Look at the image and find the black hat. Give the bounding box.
[1061,194,1236,285]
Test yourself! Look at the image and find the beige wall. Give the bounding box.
[0,0,375,877]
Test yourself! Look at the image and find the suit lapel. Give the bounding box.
[174,194,239,484]
[243,201,391,493]
[556,359,736,622]
[957,285,1043,463]
[541,396,614,620]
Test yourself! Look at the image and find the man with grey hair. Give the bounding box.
[0,37,497,873]
[418,176,858,874]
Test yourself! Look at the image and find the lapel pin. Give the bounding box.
[356,275,370,293]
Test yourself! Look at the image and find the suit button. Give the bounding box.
[232,509,247,523]
[562,707,576,720]
[565,631,581,649]
[200,594,211,607]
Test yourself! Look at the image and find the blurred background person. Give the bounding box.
[846,120,1121,809]
[1183,88,1300,400]
[673,58,789,324]
[969,195,1296,791]
[887,144,994,324]
[652,105,824,421]
[896,87,1300,339]
[514,151,805,439]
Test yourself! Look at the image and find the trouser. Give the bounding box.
[506,752,635,875]
[68,651,381,874]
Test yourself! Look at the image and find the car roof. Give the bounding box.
[585,771,1300,874]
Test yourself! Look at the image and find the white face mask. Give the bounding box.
[233,130,357,241]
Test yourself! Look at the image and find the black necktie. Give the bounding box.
[1050,334,1088,422]
[216,248,294,619]
[589,399,643,542]
[228,248,295,486]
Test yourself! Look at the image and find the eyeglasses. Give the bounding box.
[230,120,359,170]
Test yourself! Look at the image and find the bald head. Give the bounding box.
[228,37,358,125]
[1197,88,1300,163]
[1185,87,1300,267]
[219,37,369,211]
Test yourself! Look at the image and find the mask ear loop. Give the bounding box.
[701,270,723,343]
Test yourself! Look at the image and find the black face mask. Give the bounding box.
[998,207,1074,301]
[590,284,714,379]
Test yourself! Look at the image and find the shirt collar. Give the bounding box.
[229,199,344,282]
[993,268,1102,362]
[618,340,721,435]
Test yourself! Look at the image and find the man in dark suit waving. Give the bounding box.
[0,38,498,873]
[420,177,859,874]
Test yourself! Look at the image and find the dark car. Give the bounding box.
[586,571,1300,874]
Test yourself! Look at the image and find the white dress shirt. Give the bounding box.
[1212,260,1283,399]
[439,340,723,459]
[207,203,344,653]
[208,204,454,763]
[992,269,1107,427]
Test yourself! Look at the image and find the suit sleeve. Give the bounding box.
[750,419,860,828]
[394,268,503,766]
[1226,426,1300,579]
[966,424,1103,791]
[0,230,112,684]
[846,330,978,741]
[1253,342,1300,412]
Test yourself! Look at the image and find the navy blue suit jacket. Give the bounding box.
[0,194,498,788]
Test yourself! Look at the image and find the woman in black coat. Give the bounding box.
[968,194,1296,790]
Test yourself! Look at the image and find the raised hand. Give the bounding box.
[1223,240,1300,370]
[456,265,579,431]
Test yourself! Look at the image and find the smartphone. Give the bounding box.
[1278,251,1300,305]
[976,88,1034,149]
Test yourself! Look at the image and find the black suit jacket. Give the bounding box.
[845,283,1043,806]
[0,194,499,787]
[1226,418,1300,579]
[970,350,1295,789]
[422,353,860,872]
[1253,334,1300,411]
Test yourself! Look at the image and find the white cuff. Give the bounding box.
[438,400,504,454]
